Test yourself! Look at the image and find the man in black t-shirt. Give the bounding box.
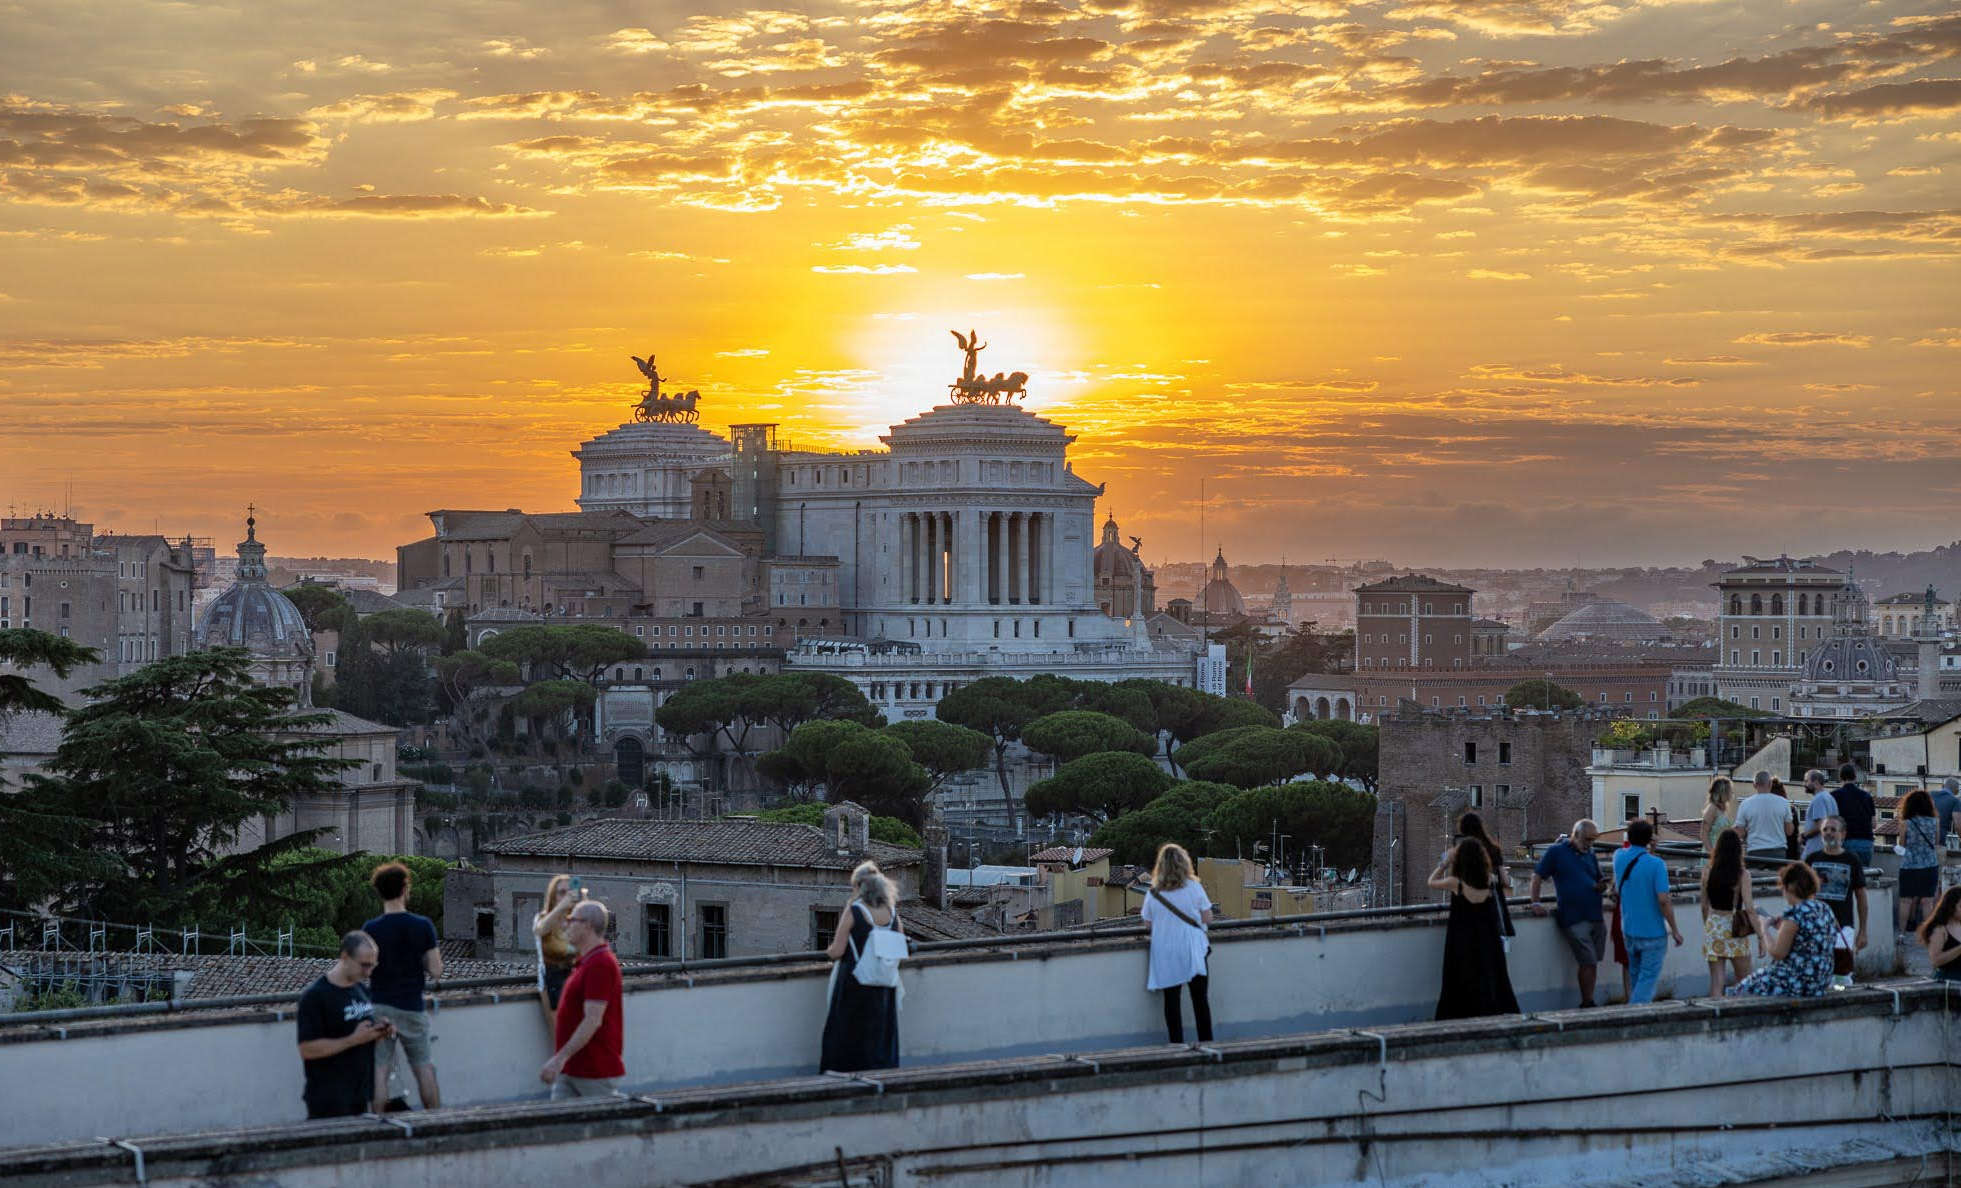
[1832,762,1877,867]
[295,931,393,1119]
[1805,818,1868,989]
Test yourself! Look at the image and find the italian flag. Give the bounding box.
[1244,650,1254,695]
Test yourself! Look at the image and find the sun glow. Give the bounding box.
[845,307,1083,436]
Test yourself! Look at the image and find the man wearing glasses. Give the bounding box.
[295,931,395,1119]
[540,900,625,1099]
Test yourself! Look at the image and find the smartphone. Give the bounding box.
[569,876,584,896]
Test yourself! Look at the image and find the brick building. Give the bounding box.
[1354,574,1474,671]
[1289,661,1672,725]
[1371,707,1614,907]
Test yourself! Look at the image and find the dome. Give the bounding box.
[196,514,314,700]
[1093,515,1155,618]
[1800,635,1899,682]
[1539,599,1663,641]
[1199,548,1245,617]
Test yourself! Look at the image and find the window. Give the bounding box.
[1622,794,1640,821]
[1751,650,1760,666]
[325,650,337,668]
[645,904,672,957]
[1498,741,1511,764]
[1751,626,1760,640]
[1495,784,1510,801]
[811,907,840,952]
[1464,741,1478,763]
[1624,692,1633,703]
[1731,626,1739,639]
[1469,785,1483,807]
[692,566,705,581]
[698,904,728,959]
[1772,651,1780,666]
[58,601,70,619]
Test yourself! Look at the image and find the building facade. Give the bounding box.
[1372,708,1611,907]
[0,514,198,704]
[1710,556,1847,712]
[1354,575,1474,671]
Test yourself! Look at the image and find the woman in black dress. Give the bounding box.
[1454,811,1515,950]
[820,860,902,1073]
[1429,838,1521,1020]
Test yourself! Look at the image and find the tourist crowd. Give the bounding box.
[294,774,1961,1117]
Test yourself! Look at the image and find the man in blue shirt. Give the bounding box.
[1934,778,1961,848]
[1528,819,1605,1007]
[1611,819,1682,1004]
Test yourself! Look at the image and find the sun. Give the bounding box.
[842,307,1082,438]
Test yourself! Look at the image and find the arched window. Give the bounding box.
[1749,594,1762,615]
[1770,594,1783,614]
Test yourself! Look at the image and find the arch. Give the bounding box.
[1293,696,1312,721]
[1770,593,1783,615]
[614,736,645,787]
[1335,697,1352,721]
[1797,593,1809,615]
[1315,696,1332,719]
[1728,595,1741,615]
[1749,594,1762,615]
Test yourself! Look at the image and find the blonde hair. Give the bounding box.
[537,874,574,965]
[1152,843,1194,891]
[543,874,572,912]
[851,861,896,910]
[1706,777,1731,812]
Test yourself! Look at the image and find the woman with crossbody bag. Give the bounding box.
[1141,843,1214,1044]
[820,861,904,1072]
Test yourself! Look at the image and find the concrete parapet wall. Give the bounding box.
[0,883,1901,1150]
[1,987,1954,1187]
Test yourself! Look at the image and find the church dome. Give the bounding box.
[1198,548,1245,617]
[196,515,314,699]
[1540,599,1663,641]
[1093,516,1146,585]
[1800,634,1898,683]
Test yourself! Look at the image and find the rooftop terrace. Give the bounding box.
[0,879,1942,1187]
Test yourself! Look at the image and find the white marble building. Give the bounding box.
[570,384,1199,715]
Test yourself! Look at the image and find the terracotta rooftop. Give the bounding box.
[1030,846,1113,866]
[484,817,922,870]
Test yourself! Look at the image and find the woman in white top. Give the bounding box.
[1141,842,1214,1044]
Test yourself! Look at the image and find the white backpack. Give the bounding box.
[848,901,908,988]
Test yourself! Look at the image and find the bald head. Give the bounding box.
[1753,770,1772,791]
[567,900,609,951]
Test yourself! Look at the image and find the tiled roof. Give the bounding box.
[0,950,529,1000]
[1880,698,1961,727]
[483,817,923,870]
[900,900,1005,941]
[291,708,399,737]
[431,511,527,540]
[0,710,64,756]
[1029,846,1113,865]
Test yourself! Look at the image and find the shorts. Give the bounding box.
[542,964,572,1009]
[372,1003,433,1067]
[550,1074,621,1100]
[1900,866,1939,898]
[1558,919,1605,965]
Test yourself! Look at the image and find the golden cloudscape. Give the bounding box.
[0,0,1956,565]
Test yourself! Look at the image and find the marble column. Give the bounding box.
[925,512,939,604]
[939,511,954,605]
[991,512,1007,605]
[901,513,914,603]
[1021,513,1037,605]
[1043,512,1059,605]
[911,513,925,605]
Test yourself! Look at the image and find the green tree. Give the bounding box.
[269,849,449,951]
[360,608,445,655]
[936,676,1071,811]
[1201,779,1377,872]
[1089,780,1237,865]
[1255,624,1354,711]
[753,803,923,848]
[1673,696,1772,719]
[1024,751,1169,823]
[880,719,991,795]
[20,649,358,924]
[434,651,520,747]
[479,624,645,685]
[1021,709,1156,764]
[1289,719,1379,792]
[440,608,468,655]
[512,678,598,747]
[0,628,99,717]
[1504,678,1584,711]
[1179,726,1340,789]
[751,672,881,734]
[330,613,434,727]
[283,584,353,634]
[759,719,930,826]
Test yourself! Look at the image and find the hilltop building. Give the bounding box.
[1354,574,1474,671]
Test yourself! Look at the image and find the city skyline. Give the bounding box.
[3,0,1957,567]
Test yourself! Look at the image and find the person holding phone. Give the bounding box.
[533,874,585,1025]
[295,930,395,1119]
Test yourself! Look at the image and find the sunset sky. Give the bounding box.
[3,0,1957,567]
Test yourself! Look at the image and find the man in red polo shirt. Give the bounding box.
[540,899,624,1098]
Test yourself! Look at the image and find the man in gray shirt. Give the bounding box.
[1800,769,1836,858]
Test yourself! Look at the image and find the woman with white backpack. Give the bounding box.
[820,860,906,1072]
